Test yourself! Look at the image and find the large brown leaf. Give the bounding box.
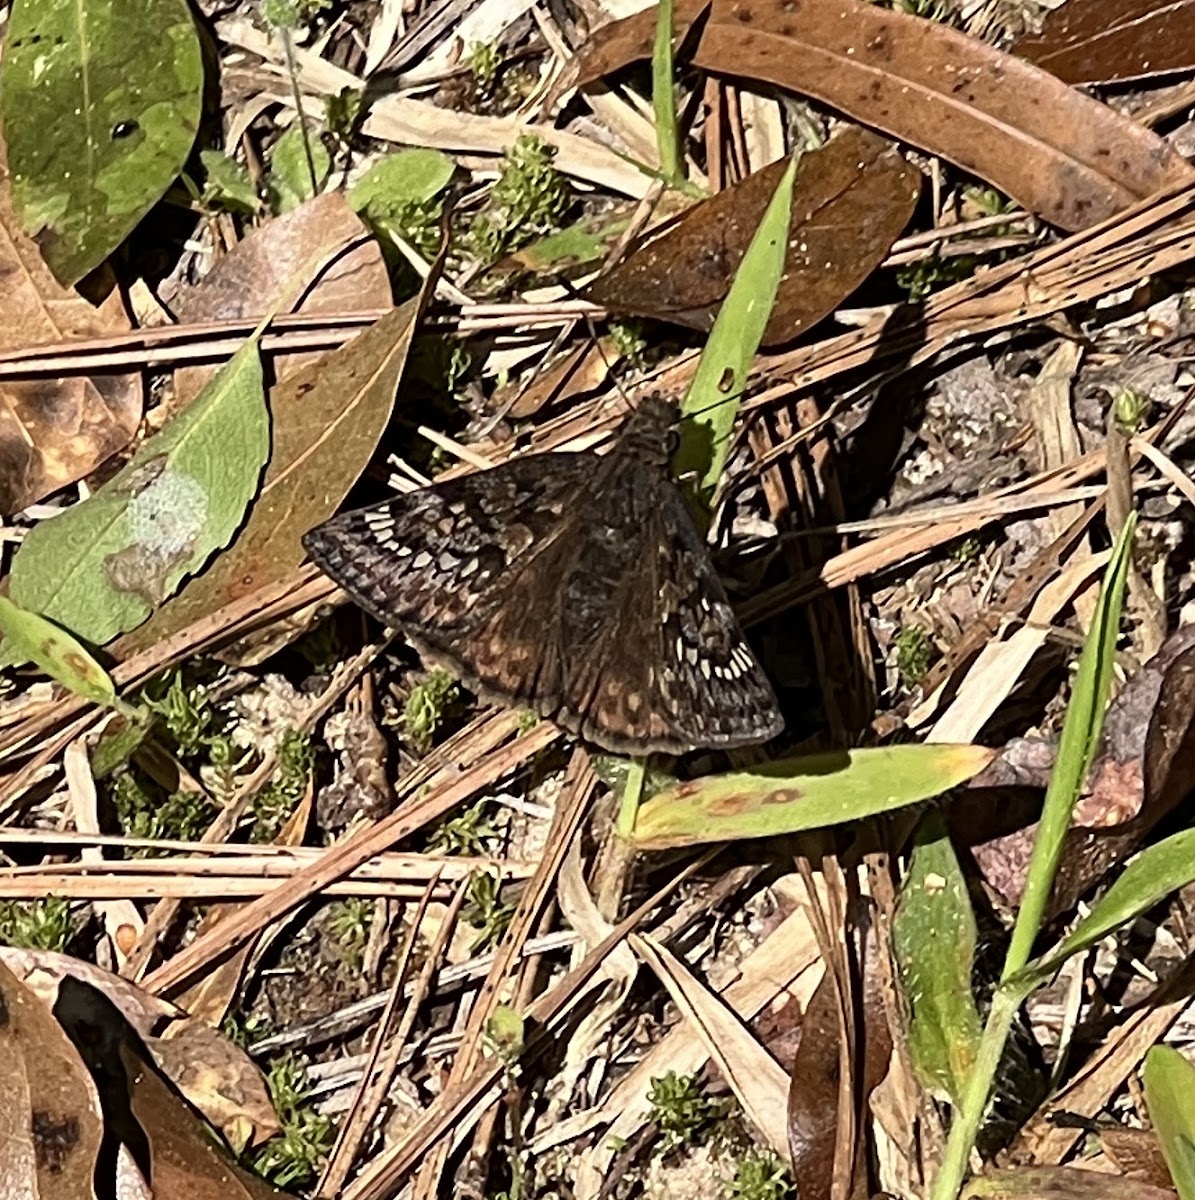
[693,0,1194,231]
[1014,0,1195,86]
[572,0,1194,231]
[585,126,919,346]
[0,137,141,515]
[0,958,104,1200]
[169,191,391,411]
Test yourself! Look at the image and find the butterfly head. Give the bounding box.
[616,394,682,468]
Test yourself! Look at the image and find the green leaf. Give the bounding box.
[348,149,455,214]
[117,298,424,653]
[268,124,331,213]
[631,743,994,848]
[894,812,983,1104]
[2,0,204,287]
[674,154,796,500]
[1001,514,1137,980]
[1017,827,1195,987]
[8,333,268,646]
[0,596,116,707]
[200,149,259,215]
[1145,1046,1195,1200]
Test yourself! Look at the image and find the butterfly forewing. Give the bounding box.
[303,455,588,638]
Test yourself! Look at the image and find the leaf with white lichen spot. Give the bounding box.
[5,333,268,650]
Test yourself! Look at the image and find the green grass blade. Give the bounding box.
[675,155,796,501]
[1145,1046,1195,1199]
[652,0,682,185]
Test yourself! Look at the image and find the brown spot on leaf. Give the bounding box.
[32,1110,80,1173]
[763,787,803,805]
[709,792,753,815]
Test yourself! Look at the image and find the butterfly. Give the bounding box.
[302,395,783,755]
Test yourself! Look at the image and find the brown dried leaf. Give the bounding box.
[0,957,103,1200]
[1100,1125,1175,1189]
[962,1165,1177,1199]
[121,1038,289,1200]
[700,0,1195,230]
[0,137,142,515]
[571,0,711,89]
[169,191,391,410]
[1014,0,1195,86]
[586,127,919,346]
[149,1020,280,1150]
[964,627,1195,912]
[574,0,1194,231]
[0,946,180,1037]
[788,970,842,1200]
[115,296,424,657]
[692,0,1195,231]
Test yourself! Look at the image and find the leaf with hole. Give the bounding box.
[1,0,204,285]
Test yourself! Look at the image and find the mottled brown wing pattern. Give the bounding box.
[557,476,783,754]
[303,395,784,755]
[302,455,587,639]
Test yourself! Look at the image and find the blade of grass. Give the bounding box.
[1144,1046,1195,1199]
[653,0,683,186]
[930,513,1137,1200]
[674,154,797,502]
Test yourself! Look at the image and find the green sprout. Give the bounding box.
[403,669,460,751]
[252,1054,335,1188]
[895,624,933,686]
[1114,387,1151,434]
[647,1072,726,1152]
[468,41,502,94]
[431,797,500,856]
[252,729,314,842]
[110,771,216,845]
[143,670,220,757]
[465,135,570,263]
[0,898,75,952]
[326,898,374,968]
[725,1149,792,1200]
[463,870,516,951]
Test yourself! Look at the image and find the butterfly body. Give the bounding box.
[303,397,783,755]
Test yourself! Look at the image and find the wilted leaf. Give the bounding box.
[0,958,103,1200]
[1,0,204,286]
[170,192,391,410]
[0,595,117,706]
[149,1021,280,1150]
[587,127,919,346]
[788,971,841,1200]
[8,330,268,646]
[122,1038,290,1199]
[1014,0,1195,85]
[893,812,982,1104]
[0,136,142,515]
[117,296,424,655]
[268,124,331,214]
[573,0,1194,231]
[631,744,994,848]
[1145,1046,1195,1200]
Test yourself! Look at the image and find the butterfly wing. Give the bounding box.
[303,454,587,706]
[558,469,784,755]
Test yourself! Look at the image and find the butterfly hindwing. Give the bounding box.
[553,461,783,754]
